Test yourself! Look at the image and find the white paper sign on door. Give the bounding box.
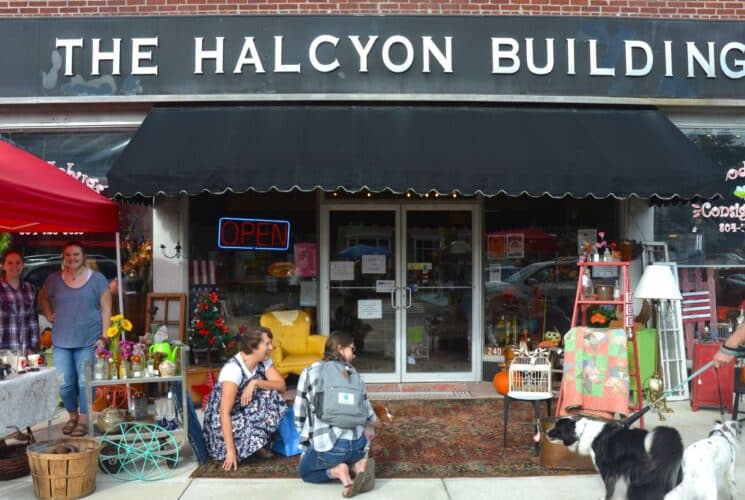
[375,280,395,293]
[299,280,317,306]
[357,299,382,319]
[362,254,386,274]
[488,264,502,283]
[330,261,355,281]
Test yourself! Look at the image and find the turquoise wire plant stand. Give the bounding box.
[98,422,180,481]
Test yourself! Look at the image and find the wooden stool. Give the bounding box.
[503,394,552,455]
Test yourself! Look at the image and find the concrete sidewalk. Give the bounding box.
[1,400,743,500]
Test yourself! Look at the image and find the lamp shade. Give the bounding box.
[635,264,683,300]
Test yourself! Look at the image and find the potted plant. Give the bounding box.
[587,305,617,328]
[188,292,236,369]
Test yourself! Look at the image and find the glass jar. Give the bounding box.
[118,360,130,380]
[94,357,108,380]
[131,356,145,377]
[581,268,594,299]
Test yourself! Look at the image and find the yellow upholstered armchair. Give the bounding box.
[259,310,326,376]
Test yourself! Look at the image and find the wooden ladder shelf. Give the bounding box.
[558,261,645,427]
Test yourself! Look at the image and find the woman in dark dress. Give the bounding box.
[202,327,287,470]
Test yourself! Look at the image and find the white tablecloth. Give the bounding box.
[0,367,60,432]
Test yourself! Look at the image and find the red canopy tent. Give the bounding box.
[0,140,123,309]
[0,140,118,233]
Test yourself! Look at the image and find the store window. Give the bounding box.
[483,196,618,346]
[189,191,318,332]
[654,128,745,334]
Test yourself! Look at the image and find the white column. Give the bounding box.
[152,195,189,293]
[619,198,655,312]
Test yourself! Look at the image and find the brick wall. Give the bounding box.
[1,0,744,20]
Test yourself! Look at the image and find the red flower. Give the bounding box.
[208,337,216,345]
[209,292,219,304]
[195,320,205,329]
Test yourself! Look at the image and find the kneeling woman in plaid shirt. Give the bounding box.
[294,332,380,498]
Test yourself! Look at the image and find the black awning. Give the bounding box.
[107,105,722,200]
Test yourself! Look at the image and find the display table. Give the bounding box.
[0,367,60,436]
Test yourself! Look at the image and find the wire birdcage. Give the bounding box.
[508,349,552,399]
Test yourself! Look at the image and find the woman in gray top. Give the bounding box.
[40,241,112,437]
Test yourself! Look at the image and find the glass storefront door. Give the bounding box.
[321,203,479,383]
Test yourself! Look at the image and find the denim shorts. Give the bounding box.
[298,434,368,483]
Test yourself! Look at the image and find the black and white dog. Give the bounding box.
[664,420,741,500]
[547,417,684,500]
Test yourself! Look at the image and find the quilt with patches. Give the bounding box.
[557,327,630,418]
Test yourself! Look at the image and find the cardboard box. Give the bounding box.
[539,417,596,471]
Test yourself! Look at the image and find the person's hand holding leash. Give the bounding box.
[714,322,745,367]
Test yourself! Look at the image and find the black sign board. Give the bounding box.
[1,15,744,100]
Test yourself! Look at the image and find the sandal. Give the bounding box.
[360,457,375,493]
[62,419,78,435]
[254,447,275,460]
[69,422,88,437]
[349,467,366,497]
[341,482,356,498]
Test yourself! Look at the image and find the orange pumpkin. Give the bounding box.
[39,327,52,348]
[492,371,509,395]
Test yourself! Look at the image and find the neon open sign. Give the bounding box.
[218,217,291,251]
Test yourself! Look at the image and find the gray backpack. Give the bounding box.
[313,360,367,428]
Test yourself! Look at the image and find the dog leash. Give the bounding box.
[714,366,727,421]
[620,360,716,428]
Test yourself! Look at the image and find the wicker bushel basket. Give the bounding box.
[0,443,31,480]
[539,417,596,472]
[27,438,101,500]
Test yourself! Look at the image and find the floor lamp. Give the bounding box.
[634,264,683,418]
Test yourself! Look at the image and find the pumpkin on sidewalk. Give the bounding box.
[492,370,509,395]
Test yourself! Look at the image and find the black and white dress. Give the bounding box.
[203,355,287,461]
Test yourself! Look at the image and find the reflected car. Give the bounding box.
[22,254,119,289]
[485,257,580,335]
[717,272,745,307]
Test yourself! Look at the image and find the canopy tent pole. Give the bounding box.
[115,232,124,314]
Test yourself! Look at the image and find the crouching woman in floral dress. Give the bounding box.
[203,327,287,470]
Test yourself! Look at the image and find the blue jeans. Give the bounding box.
[53,346,95,414]
[298,435,368,483]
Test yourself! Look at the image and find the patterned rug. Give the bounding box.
[191,398,592,479]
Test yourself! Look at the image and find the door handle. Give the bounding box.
[390,287,400,310]
[405,286,412,309]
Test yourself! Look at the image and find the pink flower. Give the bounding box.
[596,231,607,249]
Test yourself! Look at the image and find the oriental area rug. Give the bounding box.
[191,398,591,479]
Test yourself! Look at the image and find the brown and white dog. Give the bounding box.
[547,416,684,500]
[664,420,741,500]
[372,403,394,424]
